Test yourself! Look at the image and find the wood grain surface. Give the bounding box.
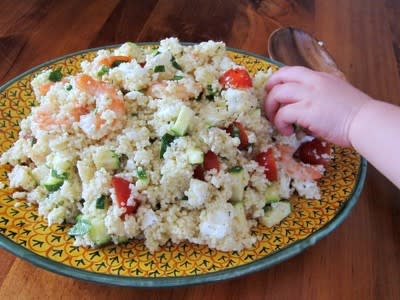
[0,0,399,299]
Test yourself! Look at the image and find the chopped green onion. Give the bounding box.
[160,133,176,158]
[137,167,148,180]
[96,195,106,209]
[153,50,161,56]
[65,84,72,91]
[49,67,63,82]
[228,166,243,173]
[97,66,109,77]
[173,75,184,81]
[154,65,165,73]
[170,56,182,70]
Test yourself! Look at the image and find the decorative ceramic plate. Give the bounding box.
[0,43,366,287]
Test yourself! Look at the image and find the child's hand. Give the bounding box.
[264,66,373,147]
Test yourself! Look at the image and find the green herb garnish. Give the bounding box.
[111,60,126,68]
[49,67,63,82]
[206,84,218,100]
[97,66,109,77]
[137,167,148,180]
[65,84,72,91]
[160,133,176,158]
[170,56,182,70]
[228,166,243,173]
[154,65,165,73]
[172,75,184,80]
[96,195,106,209]
[30,137,37,146]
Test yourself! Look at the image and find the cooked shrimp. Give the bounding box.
[147,80,202,100]
[33,75,126,140]
[39,82,54,96]
[33,104,90,130]
[98,55,131,67]
[75,74,127,139]
[276,144,323,181]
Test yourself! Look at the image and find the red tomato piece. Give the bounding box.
[111,176,140,216]
[256,149,278,181]
[219,68,253,89]
[227,121,249,149]
[193,165,205,181]
[294,138,332,167]
[203,151,220,172]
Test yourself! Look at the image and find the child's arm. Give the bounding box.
[264,66,400,188]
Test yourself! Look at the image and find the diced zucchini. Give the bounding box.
[117,236,129,244]
[93,150,120,171]
[187,148,204,164]
[233,202,247,228]
[49,153,72,174]
[265,182,280,204]
[69,218,91,236]
[43,175,64,192]
[170,105,195,136]
[230,167,248,203]
[260,201,291,227]
[88,217,111,246]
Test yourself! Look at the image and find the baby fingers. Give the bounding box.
[265,66,319,91]
[265,81,307,122]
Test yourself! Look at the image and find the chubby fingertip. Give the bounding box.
[277,124,294,136]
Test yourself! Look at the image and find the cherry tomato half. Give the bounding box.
[203,151,220,172]
[111,177,140,216]
[256,148,278,181]
[219,68,253,89]
[294,138,332,167]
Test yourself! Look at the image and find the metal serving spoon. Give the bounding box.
[268,27,346,79]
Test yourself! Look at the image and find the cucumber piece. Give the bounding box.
[265,182,280,204]
[43,175,64,192]
[88,217,111,246]
[233,202,247,227]
[260,201,291,227]
[170,105,195,136]
[187,148,204,164]
[93,150,120,171]
[69,218,91,236]
[49,153,72,175]
[230,167,248,203]
[51,169,69,180]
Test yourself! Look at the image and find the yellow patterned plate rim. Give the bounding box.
[0,43,367,287]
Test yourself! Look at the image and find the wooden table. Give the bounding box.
[0,0,399,299]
